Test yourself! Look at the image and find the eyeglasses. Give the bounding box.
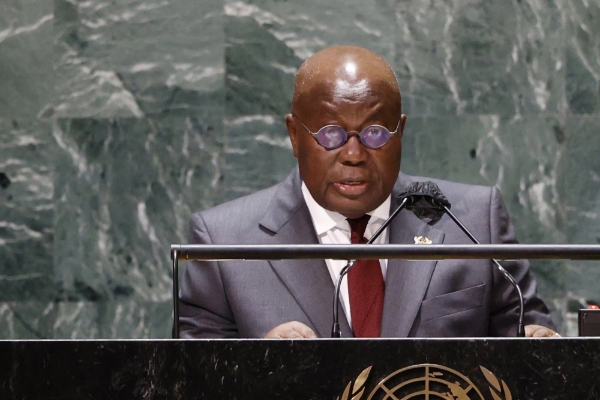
[294,116,401,150]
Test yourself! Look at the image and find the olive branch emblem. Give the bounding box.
[479,366,512,400]
[338,366,372,400]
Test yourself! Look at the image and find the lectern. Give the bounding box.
[3,244,600,399]
[1,338,600,398]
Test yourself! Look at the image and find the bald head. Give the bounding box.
[291,46,401,116]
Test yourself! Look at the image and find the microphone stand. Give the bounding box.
[438,201,526,338]
[331,197,409,338]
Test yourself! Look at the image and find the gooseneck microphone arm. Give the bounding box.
[331,196,410,338]
[437,201,526,338]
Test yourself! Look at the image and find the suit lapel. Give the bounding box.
[380,175,445,337]
[258,170,446,338]
[259,169,352,338]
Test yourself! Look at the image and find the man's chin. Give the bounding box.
[323,197,381,219]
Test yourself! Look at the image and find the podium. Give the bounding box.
[2,244,584,397]
[1,338,600,399]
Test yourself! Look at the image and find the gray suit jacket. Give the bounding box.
[179,169,554,338]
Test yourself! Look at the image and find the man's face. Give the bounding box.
[287,78,406,219]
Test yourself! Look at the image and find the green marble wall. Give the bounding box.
[1,0,599,338]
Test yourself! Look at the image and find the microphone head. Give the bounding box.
[397,181,451,220]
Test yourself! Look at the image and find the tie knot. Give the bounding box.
[347,214,371,244]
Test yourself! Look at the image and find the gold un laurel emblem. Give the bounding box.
[338,364,512,400]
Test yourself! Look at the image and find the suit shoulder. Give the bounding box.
[191,183,279,230]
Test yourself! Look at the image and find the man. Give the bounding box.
[179,46,557,338]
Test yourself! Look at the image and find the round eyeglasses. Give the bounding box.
[294,116,401,150]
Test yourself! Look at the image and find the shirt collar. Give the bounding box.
[301,182,391,236]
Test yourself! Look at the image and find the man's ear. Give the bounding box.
[285,114,299,158]
[399,114,407,139]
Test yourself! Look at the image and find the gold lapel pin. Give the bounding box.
[414,236,432,245]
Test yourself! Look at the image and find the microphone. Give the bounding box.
[406,181,526,338]
[331,182,431,338]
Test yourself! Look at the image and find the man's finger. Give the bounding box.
[297,324,318,338]
[525,324,561,338]
[265,321,318,339]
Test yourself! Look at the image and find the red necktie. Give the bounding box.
[347,215,385,337]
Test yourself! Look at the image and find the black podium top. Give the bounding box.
[1,338,598,399]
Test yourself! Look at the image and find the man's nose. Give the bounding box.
[338,133,368,165]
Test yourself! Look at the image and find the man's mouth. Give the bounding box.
[333,180,369,195]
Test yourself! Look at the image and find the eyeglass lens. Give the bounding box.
[315,125,391,149]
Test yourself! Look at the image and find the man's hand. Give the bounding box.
[265,321,318,339]
[525,324,561,337]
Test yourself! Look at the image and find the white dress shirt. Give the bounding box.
[301,182,391,328]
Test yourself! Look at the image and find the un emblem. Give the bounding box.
[338,364,512,400]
